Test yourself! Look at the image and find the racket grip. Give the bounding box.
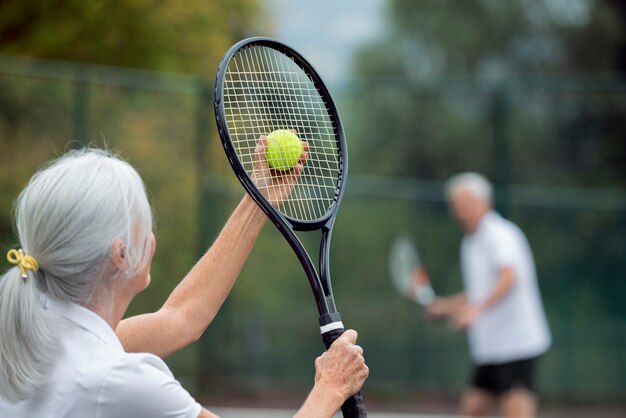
[341,391,367,418]
[319,314,367,418]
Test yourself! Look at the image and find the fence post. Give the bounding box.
[194,78,215,396]
[72,71,89,147]
[194,78,236,397]
[195,79,212,254]
[492,88,510,216]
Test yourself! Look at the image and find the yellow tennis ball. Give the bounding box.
[266,130,303,171]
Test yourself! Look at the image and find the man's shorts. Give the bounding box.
[471,356,538,395]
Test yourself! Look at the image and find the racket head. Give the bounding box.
[388,235,436,306]
[214,37,347,230]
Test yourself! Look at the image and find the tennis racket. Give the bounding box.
[388,235,436,306]
[214,37,366,417]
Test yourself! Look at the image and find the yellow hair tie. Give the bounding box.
[7,249,39,280]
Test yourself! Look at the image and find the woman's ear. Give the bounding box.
[111,240,127,272]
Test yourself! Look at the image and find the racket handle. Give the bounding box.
[340,391,367,418]
[319,314,367,418]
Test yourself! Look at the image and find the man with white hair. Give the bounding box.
[427,172,551,418]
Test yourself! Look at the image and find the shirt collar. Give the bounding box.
[43,295,124,352]
[472,210,499,236]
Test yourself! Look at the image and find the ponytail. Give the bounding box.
[0,267,56,402]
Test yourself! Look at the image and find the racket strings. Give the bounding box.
[222,45,341,222]
[247,45,338,217]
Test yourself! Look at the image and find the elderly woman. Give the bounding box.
[0,147,368,417]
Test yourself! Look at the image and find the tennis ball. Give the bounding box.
[266,130,303,171]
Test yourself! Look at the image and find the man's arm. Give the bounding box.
[453,266,515,329]
[426,292,467,319]
[116,194,267,358]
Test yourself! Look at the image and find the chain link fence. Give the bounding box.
[1,56,624,409]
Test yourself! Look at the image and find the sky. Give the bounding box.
[265,0,387,83]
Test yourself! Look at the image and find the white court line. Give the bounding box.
[207,407,495,418]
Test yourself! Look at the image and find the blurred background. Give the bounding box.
[0,0,624,416]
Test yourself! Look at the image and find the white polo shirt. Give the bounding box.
[0,298,202,418]
[461,211,551,365]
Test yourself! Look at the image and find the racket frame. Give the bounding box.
[214,37,348,320]
[215,37,368,418]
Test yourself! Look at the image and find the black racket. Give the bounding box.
[214,37,366,417]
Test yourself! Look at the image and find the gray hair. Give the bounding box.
[445,172,493,203]
[0,148,153,402]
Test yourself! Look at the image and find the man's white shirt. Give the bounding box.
[461,211,551,365]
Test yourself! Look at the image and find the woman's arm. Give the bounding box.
[198,408,220,418]
[116,194,267,357]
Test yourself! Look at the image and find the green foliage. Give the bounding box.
[0,0,261,77]
[351,0,626,186]
[0,0,263,254]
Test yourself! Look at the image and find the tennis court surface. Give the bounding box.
[208,405,626,418]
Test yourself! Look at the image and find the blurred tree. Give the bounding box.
[350,0,626,187]
[0,0,261,76]
[0,0,262,238]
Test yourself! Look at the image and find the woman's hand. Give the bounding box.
[314,330,369,401]
[293,330,368,418]
[250,134,309,207]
